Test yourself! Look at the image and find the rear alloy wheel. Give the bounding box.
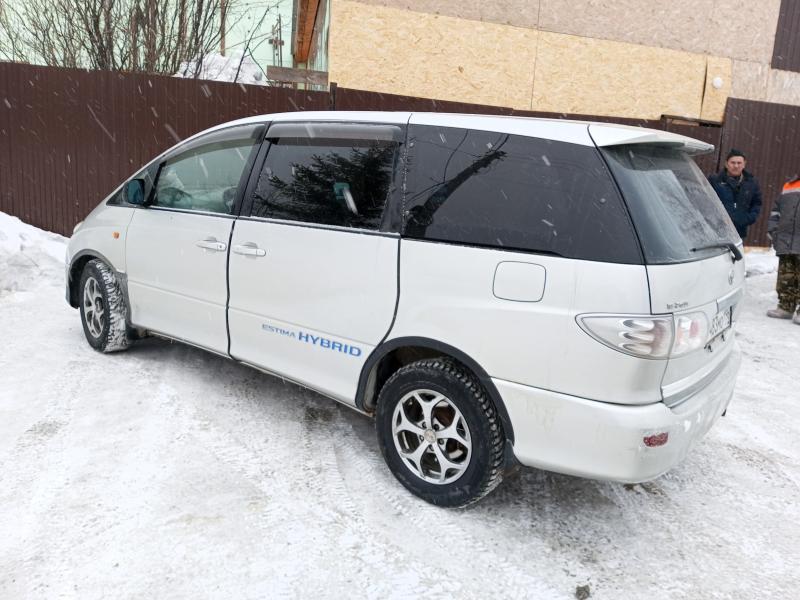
[376,358,505,507]
[79,259,131,353]
[391,389,472,485]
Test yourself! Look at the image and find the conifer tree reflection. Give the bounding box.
[254,142,395,229]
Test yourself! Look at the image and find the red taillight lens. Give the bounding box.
[643,432,669,447]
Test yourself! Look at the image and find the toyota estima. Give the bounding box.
[67,112,744,507]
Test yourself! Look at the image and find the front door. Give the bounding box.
[126,124,263,353]
[228,121,404,402]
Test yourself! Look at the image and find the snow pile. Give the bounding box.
[0,212,67,295]
[744,247,779,277]
[175,51,266,86]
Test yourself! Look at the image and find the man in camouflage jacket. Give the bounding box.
[766,177,800,323]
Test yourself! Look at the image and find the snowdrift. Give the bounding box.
[0,212,67,295]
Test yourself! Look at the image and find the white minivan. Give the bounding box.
[66,112,744,507]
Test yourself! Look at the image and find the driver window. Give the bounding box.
[153,124,262,214]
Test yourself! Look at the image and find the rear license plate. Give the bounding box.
[708,307,732,340]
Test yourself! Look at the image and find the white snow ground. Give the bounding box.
[0,212,798,599]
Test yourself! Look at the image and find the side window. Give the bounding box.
[404,125,642,264]
[249,122,401,230]
[152,124,262,215]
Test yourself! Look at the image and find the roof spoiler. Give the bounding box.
[588,123,715,156]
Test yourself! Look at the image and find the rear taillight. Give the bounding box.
[578,311,709,360]
[672,312,709,357]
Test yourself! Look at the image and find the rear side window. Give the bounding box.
[601,145,741,264]
[248,122,402,230]
[403,125,641,264]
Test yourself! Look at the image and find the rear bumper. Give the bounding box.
[494,344,741,482]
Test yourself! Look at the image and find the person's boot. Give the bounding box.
[767,307,794,319]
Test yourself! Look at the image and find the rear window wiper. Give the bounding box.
[690,242,743,262]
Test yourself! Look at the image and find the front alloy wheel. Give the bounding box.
[78,259,131,353]
[82,276,106,338]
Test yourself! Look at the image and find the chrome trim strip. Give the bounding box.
[717,286,744,313]
[147,206,237,219]
[238,215,400,238]
[662,346,734,408]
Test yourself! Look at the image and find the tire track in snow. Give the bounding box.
[329,420,560,598]
[148,379,428,595]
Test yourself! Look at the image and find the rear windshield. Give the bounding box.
[601,145,740,264]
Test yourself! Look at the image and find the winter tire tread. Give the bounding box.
[79,259,131,353]
[376,357,505,508]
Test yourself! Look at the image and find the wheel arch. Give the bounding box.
[356,336,515,444]
[67,250,122,308]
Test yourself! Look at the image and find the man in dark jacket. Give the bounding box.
[708,149,763,240]
[766,177,800,323]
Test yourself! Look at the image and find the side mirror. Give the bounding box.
[125,179,146,205]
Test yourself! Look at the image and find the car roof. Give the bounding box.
[190,111,714,154]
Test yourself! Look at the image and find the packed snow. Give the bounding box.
[0,213,798,599]
[744,246,779,277]
[175,51,266,86]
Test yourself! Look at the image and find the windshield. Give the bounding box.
[601,145,740,264]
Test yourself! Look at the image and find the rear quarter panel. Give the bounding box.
[390,241,661,404]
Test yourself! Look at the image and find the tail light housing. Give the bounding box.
[578,312,710,360]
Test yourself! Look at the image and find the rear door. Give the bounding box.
[598,141,745,407]
[227,121,404,403]
[125,124,263,353]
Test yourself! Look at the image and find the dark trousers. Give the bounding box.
[777,254,800,312]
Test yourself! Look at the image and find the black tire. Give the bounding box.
[78,259,131,353]
[376,358,505,507]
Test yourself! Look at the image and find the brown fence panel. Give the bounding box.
[0,64,744,242]
[0,62,328,235]
[772,0,800,72]
[719,98,800,247]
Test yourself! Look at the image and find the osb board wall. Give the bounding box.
[341,0,795,109]
[329,2,539,110]
[701,56,733,122]
[731,60,800,105]
[531,34,707,118]
[329,0,731,120]
[539,0,781,64]
[353,0,782,62]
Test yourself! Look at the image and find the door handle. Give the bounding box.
[195,238,227,252]
[233,243,266,257]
